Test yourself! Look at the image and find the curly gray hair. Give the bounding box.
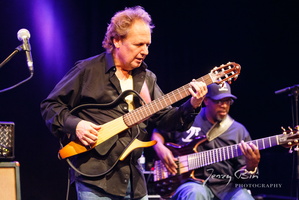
[102,6,155,53]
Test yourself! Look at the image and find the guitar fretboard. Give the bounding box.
[187,135,281,170]
[123,74,214,127]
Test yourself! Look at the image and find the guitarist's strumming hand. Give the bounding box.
[239,140,261,171]
[152,131,178,175]
[155,142,178,175]
[189,81,207,108]
[76,120,101,147]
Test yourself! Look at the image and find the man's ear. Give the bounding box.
[203,98,209,106]
[113,38,121,48]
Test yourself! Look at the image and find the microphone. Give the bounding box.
[17,28,33,74]
[275,84,299,95]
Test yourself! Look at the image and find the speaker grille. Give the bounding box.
[0,122,15,159]
[0,161,21,200]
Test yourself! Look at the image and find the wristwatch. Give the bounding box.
[244,167,258,175]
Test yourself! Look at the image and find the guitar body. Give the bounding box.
[64,91,152,176]
[65,91,131,155]
[154,136,207,198]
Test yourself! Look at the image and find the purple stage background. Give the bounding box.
[0,1,298,199]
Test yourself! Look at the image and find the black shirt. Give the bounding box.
[40,52,198,198]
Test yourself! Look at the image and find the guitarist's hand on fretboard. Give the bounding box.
[189,81,207,108]
[239,140,261,171]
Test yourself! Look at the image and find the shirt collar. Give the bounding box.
[105,52,115,73]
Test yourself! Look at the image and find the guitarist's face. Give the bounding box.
[113,20,151,71]
[205,97,232,123]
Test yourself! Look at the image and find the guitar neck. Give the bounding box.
[187,134,282,170]
[123,74,214,127]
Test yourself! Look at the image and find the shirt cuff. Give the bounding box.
[64,115,82,138]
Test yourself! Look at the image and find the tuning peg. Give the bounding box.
[288,144,294,153]
[294,145,299,151]
[234,74,239,80]
[281,127,287,134]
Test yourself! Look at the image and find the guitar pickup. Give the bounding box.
[175,159,180,175]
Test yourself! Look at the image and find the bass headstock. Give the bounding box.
[210,62,241,85]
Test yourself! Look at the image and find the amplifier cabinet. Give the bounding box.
[0,161,21,200]
[0,122,15,160]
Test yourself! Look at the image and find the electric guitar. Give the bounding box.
[153,127,299,198]
[58,62,241,160]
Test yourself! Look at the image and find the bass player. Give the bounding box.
[152,82,260,200]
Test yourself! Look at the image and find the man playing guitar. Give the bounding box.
[152,82,260,200]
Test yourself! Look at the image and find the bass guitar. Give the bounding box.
[153,126,299,198]
[58,62,241,160]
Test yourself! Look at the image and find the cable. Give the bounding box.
[0,72,33,93]
[0,45,33,93]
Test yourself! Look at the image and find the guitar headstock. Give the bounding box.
[210,62,241,85]
[280,126,299,153]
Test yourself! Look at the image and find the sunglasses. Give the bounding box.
[208,98,234,105]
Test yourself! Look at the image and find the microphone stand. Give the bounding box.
[0,45,33,93]
[0,45,22,69]
[275,85,299,199]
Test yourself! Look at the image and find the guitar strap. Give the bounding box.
[206,115,234,141]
